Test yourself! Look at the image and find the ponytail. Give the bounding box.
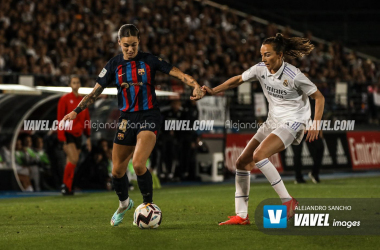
[263,33,314,59]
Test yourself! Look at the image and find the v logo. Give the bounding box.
[118,73,125,77]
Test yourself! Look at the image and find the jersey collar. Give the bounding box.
[267,61,286,79]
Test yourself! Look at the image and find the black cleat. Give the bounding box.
[61,184,74,195]
[294,178,307,184]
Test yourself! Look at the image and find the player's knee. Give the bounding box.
[132,159,146,175]
[253,150,266,163]
[235,158,247,170]
[111,166,125,178]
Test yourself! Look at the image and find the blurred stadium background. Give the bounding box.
[0,0,379,193]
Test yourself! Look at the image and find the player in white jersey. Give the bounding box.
[202,33,325,225]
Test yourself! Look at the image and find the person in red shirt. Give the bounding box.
[57,76,91,195]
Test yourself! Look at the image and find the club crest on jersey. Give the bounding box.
[283,79,289,87]
[117,133,125,140]
[138,68,145,75]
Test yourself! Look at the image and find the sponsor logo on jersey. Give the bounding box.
[121,82,144,88]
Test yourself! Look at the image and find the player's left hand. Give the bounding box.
[86,137,92,152]
[305,129,319,142]
[190,84,206,100]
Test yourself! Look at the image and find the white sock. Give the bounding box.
[117,197,130,213]
[256,158,291,203]
[235,169,250,219]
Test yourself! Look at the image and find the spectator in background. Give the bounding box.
[160,99,186,181]
[98,138,113,190]
[33,136,55,190]
[178,100,199,180]
[22,134,41,191]
[57,76,91,195]
[292,130,324,184]
[15,138,33,191]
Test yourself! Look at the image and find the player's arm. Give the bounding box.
[305,89,325,142]
[202,75,244,96]
[62,83,104,122]
[168,67,204,100]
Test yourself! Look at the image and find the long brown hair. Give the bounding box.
[263,33,314,59]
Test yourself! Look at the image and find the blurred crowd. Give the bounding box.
[0,0,379,122]
[0,0,379,87]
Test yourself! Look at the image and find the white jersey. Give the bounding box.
[242,61,317,125]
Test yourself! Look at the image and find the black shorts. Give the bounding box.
[114,108,161,146]
[65,132,82,149]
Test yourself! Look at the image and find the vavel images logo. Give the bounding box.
[263,205,287,228]
[263,206,336,229]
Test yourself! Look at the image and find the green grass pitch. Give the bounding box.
[1,177,380,250]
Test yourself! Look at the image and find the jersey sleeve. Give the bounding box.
[242,64,259,82]
[96,60,115,88]
[294,73,318,96]
[151,55,173,74]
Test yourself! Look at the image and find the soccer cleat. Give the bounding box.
[61,184,74,196]
[110,199,134,226]
[308,172,320,184]
[283,197,298,221]
[219,215,250,225]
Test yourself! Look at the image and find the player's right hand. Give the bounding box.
[62,111,77,123]
[201,86,216,96]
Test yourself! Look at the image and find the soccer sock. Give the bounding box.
[63,162,76,192]
[235,169,250,219]
[137,168,153,204]
[256,158,292,203]
[117,197,130,214]
[112,173,129,203]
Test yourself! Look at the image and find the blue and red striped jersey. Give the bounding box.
[96,52,173,112]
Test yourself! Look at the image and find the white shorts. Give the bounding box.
[253,120,305,149]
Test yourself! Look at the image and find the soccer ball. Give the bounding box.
[134,203,162,229]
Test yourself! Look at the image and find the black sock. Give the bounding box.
[112,173,129,201]
[137,169,153,204]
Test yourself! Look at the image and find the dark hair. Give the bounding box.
[263,33,314,59]
[118,24,140,40]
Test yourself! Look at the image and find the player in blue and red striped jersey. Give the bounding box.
[62,24,205,226]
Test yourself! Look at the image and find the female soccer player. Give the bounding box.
[57,76,91,195]
[62,24,205,226]
[202,33,325,225]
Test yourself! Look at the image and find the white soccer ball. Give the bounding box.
[134,203,162,229]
